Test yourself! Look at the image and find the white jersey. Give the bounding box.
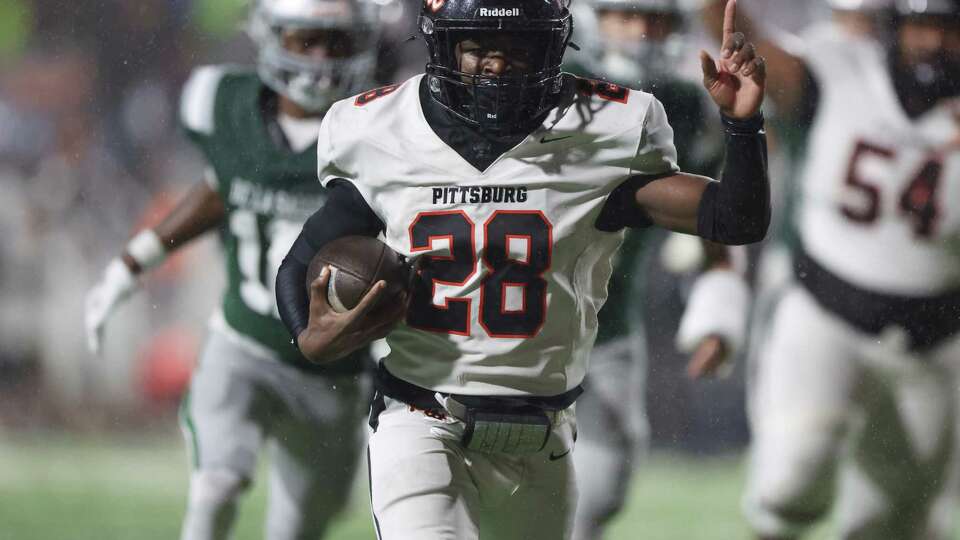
[798,41,960,296]
[318,74,678,396]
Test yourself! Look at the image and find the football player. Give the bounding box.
[702,0,960,537]
[741,0,895,423]
[275,0,768,538]
[563,1,751,538]
[83,1,380,539]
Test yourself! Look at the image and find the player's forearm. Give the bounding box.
[635,115,769,242]
[277,248,312,342]
[696,113,770,245]
[121,182,226,274]
[88,181,222,354]
[276,216,332,344]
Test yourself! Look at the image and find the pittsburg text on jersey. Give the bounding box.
[431,185,529,205]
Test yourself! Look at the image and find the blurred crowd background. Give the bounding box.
[0,0,825,450]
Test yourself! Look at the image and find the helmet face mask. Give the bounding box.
[596,8,684,86]
[419,0,573,134]
[249,0,379,113]
[585,0,685,87]
[889,0,960,115]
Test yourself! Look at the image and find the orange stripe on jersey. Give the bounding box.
[575,77,630,104]
[355,84,401,106]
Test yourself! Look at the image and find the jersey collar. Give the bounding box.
[413,74,570,176]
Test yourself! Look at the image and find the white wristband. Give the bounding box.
[126,229,167,270]
[676,268,751,357]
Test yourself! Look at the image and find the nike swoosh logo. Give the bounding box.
[548,449,571,461]
[540,135,573,144]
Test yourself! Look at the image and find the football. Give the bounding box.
[305,235,412,314]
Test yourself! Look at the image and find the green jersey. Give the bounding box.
[180,65,359,372]
[564,64,723,345]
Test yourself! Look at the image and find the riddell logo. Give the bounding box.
[479,7,521,16]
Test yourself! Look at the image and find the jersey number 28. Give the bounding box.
[407,210,553,338]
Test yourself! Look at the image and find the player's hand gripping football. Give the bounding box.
[297,266,407,363]
[700,0,766,119]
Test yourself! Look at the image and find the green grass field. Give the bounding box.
[0,434,835,540]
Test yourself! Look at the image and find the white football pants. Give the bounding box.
[744,286,960,539]
[366,396,578,540]
[572,337,648,540]
[178,329,369,540]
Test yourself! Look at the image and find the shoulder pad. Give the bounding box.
[180,65,232,136]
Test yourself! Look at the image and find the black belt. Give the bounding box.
[795,247,960,351]
[373,362,582,413]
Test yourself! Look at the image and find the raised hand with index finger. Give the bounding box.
[700,0,766,120]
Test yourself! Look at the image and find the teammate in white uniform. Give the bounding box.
[564,1,751,538]
[84,1,380,539]
[275,1,769,538]
[704,0,960,538]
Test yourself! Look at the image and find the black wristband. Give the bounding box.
[721,112,764,135]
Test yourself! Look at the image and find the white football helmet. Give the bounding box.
[827,0,893,11]
[587,0,687,86]
[248,0,379,112]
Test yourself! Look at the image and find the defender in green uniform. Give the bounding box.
[564,1,750,538]
[84,1,379,539]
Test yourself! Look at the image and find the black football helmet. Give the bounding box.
[418,0,574,133]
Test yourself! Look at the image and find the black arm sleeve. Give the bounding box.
[276,180,385,342]
[696,113,771,245]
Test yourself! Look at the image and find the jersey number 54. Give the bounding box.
[842,140,943,238]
